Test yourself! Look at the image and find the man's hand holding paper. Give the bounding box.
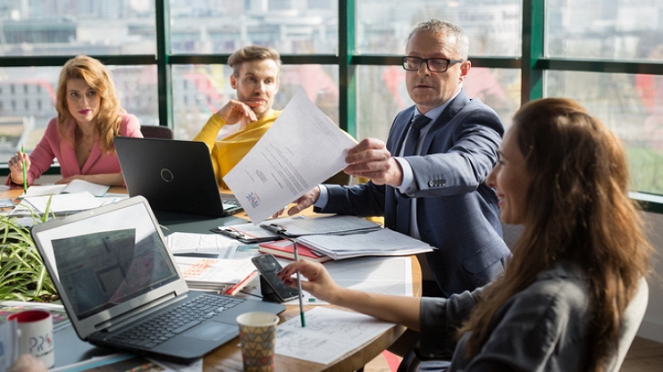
[223,90,356,223]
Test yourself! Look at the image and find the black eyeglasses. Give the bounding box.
[402,56,463,73]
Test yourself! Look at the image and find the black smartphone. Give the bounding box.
[251,254,300,303]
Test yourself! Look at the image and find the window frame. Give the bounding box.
[0,0,661,212]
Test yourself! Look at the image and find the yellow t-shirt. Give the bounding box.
[193,110,281,189]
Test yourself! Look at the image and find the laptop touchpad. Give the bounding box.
[184,321,237,341]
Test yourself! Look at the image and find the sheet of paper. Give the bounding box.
[62,179,110,197]
[223,90,357,224]
[23,192,103,214]
[275,307,395,364]
[23,184,66,197]
[50,353,202,372]
[297,228,433,259]
[279,256,413,306]
[174,257,256,285]
[165,232,259,259]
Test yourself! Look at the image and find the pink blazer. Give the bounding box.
[6,114,143,187]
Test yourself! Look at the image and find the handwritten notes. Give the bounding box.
[275,307,395,364]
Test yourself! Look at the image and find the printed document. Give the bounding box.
[223,90,356,224]
[279,256,414,306]
[275,307,395,364]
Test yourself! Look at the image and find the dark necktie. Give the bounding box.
[396,115,431,235]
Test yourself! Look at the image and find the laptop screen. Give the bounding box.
[33,200,181,323]
[52,227,178,320]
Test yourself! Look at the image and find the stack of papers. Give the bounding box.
[21,191,103,215]
[174,257,257,291]
[21,179,110,197]
[297,228,433,260]
[260,215,381,237]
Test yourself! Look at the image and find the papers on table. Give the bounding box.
[21,191,104,214]
[22,179,110,197]
[297,227,433,260]
[278,256,414,306]
[224,90,357,224]
[260,215,381,237]
[174,257,257,291]
[275,307,395,365]
[50,353,202,372]
[211,221,281,243]
[165,232,260,259]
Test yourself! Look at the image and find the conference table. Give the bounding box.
[1,186,422,372]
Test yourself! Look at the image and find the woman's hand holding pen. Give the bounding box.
[278,260,342,304]
[7,150,31,184]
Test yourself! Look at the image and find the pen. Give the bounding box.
[21,144,27,192]
[292,240,306,327]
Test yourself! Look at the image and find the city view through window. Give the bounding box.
[0,0,662,195]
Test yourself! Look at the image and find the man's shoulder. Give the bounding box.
[394,106,417,121]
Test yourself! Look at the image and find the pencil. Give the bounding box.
[293,240,306,327]
[21,144,27,192]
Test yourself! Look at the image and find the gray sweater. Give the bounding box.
[420,262,590,371]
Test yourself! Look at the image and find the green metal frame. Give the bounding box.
[2,0,663,213]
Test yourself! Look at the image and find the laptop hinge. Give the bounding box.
[95,291,183,332]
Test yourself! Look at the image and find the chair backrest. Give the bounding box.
[140,125,173,139]
[606,277,649,372]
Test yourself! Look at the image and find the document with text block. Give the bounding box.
[223,90,356,224]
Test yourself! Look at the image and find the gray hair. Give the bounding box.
[408,19,469,60]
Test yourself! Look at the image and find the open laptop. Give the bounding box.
[31,196,285,364]
[114,137,242,217]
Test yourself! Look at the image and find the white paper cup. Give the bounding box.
[7,309,55,368]
[236,312,279,372]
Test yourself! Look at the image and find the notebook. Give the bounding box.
[30,196,285,364]
[114,137,243,217]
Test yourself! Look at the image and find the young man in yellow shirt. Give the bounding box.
[193,45,281,188]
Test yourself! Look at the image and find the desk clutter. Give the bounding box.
[1,181,125,219]
[0,188,419,370]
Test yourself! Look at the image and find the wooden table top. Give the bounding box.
[1,185,422,371]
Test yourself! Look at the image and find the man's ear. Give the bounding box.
[459,60,471,83]
[230,74,237,89]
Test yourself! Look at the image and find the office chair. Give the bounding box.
[139,125,174,139]
[396,277,649,372]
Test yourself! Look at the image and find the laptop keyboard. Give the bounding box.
[107,294,245,349]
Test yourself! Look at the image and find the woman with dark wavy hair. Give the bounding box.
[278,98,651,372]
[6,55,142,187]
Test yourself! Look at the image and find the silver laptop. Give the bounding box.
[31,196,284,363]
[114,137,242,217]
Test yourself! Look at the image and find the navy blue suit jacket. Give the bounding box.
[318,90,511,297]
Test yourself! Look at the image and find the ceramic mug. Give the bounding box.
[7,309,55,368]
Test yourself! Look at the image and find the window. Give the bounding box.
[546,0,663,62]
[544,0,663,194]
[0,1,662,207]
[169,0,338,54]
[0,1,156,57]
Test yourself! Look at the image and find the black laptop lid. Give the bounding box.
[114,137,226,217]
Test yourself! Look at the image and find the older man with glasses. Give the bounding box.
[286,19,510,302]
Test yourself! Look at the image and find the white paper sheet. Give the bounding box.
[223,90,356,224]
[23,191,103,214]
[165,232,259,259]
[279,256,414,306]
[275,307,395,365]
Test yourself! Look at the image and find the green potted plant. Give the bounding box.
[0,203,57,302]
